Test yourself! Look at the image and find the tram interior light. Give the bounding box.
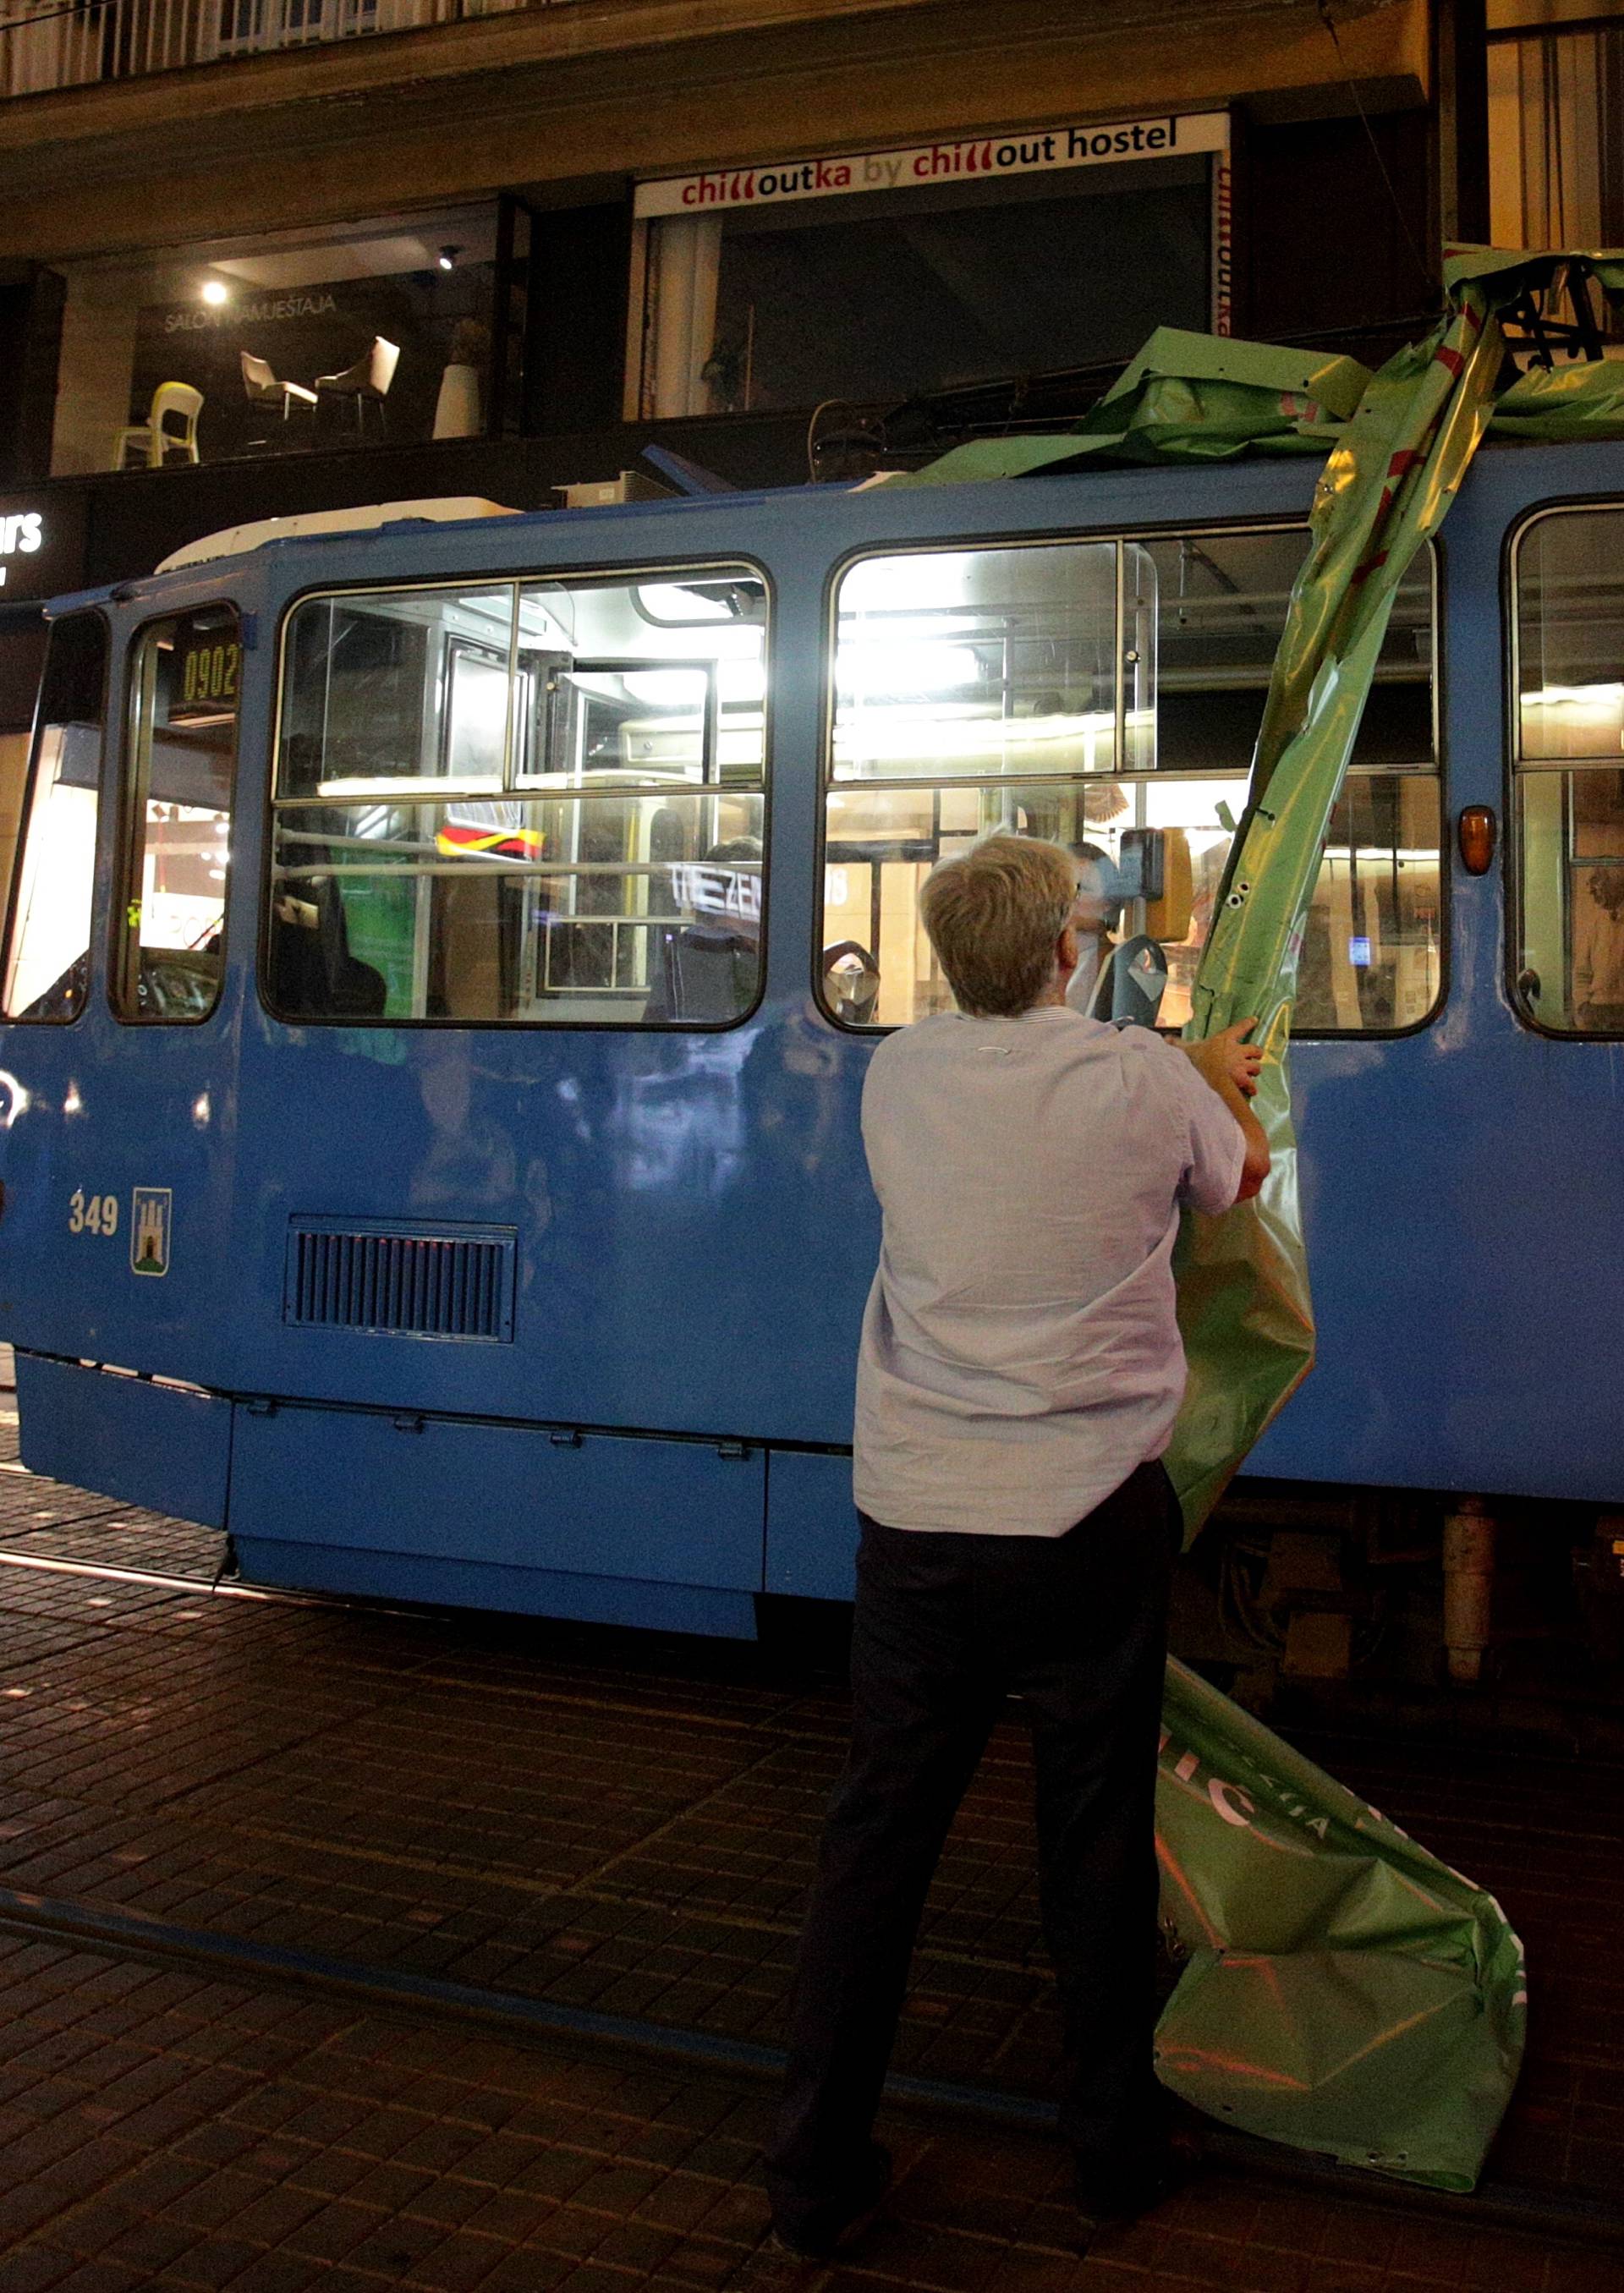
[623,670,707,707]
[837,641,979,697]
[636,583,733,623]
[1520,682,1624,754]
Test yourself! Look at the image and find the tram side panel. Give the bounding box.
[215,528,880,1632]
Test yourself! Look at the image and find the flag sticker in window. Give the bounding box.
[130,1188,172,1278]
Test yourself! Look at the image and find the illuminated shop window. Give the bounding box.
[1490,3,1624,266]
[49,204,502,478]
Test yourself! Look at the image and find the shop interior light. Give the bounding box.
[200,279,229,306]
[439,245,461,272]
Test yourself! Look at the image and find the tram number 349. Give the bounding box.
[68,1190,119,1237]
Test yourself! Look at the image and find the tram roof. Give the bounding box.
[35,428,1624,628]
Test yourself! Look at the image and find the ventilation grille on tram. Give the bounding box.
[283,1219,517,1342]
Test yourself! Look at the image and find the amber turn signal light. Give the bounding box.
[1457,805,1497,875]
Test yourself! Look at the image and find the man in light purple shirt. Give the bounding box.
[768,835,1268,2257]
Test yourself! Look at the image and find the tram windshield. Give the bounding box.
[2,612,107,1023]
[269,567,766,1025]
[822,529,1438,1034]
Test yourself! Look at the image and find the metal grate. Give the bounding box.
[284,1219,516,1341]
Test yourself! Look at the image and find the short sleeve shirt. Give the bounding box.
[853,1005,1246,1537]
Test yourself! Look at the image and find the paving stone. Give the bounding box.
[1,1471,1621,2293]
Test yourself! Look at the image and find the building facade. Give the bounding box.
[0,0,1594,875]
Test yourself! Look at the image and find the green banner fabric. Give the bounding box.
[880,326,1369,485]
[888,250,1624,2190]
[1168,248,1624,1533]
[895,256,1624,1530]
[1155,1658,1526,2191]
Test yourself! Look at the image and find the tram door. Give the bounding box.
[0,601,244,1518]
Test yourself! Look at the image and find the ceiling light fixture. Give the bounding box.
[438,244,461,272]
[200,279,229,306]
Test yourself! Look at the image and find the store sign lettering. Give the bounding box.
[0,511,43,588]
[636,110,1228,218]
[164,290,338,332]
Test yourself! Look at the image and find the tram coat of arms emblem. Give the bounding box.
[130,1188,173,1277]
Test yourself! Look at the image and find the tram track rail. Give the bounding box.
[1,1882,1621,2257]
[2,1539,1622,2253]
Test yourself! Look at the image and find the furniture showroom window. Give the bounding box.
[268,565,767,1025]
[50,203,502,478]
[820,530,1437,1034]
[1512,504,1624,1033]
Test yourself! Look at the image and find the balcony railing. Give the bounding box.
[0,0,548,98]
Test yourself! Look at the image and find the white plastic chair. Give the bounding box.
[112,382,204,470]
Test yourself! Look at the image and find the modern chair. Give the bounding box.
[112,381,203,470]
[241,351,317,436]
[313,336,400,442]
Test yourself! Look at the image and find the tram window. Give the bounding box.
[269,566,767,1025]
[822,533,1438,1033]
[278,588,515,797]
[1512,508,1624,1034]
[1515,509,1624,758]
[112,606,240,1025]
[2,613,107,1023]
[1294,774,1443,1033]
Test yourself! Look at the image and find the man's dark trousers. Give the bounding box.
[767,1459,1177,2225]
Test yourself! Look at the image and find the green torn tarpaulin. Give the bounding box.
[1173,247,1624,1533]
[894,247,1624,1533]
[1154,1657,1526,2190]
[894,248,1624,2188]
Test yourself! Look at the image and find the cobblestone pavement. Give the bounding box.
[0,1401,1621,2292]
[4,1924,1616,2293]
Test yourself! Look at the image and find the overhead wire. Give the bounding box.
[1315,0,1436,296]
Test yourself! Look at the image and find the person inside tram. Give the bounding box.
[267,875,387,1018]
[642,836,763,1023]
[1572,862,1624,1030]
[1062,838,1122,1016]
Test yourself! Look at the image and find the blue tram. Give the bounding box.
[0,443,1620,1638]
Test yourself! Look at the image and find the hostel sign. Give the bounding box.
[634,110,1229,217]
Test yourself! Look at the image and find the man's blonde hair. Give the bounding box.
[919,834,1078,1018]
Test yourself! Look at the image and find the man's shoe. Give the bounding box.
[1072,2141,1199,2237]
[769,2143,892,2260]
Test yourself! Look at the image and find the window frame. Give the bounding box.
[1,606,109,1029]
[1505,494,1624,1041]
[109,600,242,1029]
[260,555,774,1033]
[813,518,1445,1040]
